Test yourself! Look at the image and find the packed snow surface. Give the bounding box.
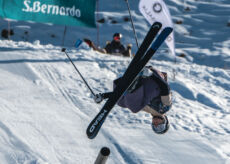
[0,0,229,163]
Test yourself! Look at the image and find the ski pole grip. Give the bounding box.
[94,147,110,164]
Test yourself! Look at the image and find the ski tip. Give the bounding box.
[165,27,173,32]
[86,119,103,140]
[152,22,162,29]
[150,27,173,51]
[86,108,109,139]
[86,128,96,139]
[87,134,96,139]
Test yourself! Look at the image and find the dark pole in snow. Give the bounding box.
[124,0,139,49]
[94,147,110,164]
[8,20,11,40]
[62,26,67,46]
[96,0,100,47]
[61,48,96,97]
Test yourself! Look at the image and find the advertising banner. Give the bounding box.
[139,0,175,55]
[0,0,96,27]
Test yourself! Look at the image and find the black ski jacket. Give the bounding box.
[104,40,130,57]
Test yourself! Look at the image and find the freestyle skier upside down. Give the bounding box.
[86,22,173,139]
[94,66,172,135]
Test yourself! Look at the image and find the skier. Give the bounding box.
[104,33,132,57]
[94,66,172,134]
[83,33,132,57]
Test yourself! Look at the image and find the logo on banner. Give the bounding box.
[22,0,81,17]
[153,3,162,13]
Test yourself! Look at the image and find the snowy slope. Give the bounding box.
[0,0,230,163]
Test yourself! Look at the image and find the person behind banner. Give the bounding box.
[94,66,172,134]
[84,33,132,57]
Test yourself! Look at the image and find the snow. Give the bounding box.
[0,0,230,163]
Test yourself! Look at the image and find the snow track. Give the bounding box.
[35,64,89,118]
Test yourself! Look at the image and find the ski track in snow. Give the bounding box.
[0,116,46,163]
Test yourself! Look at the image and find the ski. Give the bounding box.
[86,26,173,139]
[124,22,162,77]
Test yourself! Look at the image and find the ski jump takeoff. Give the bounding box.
[86,22,173,139]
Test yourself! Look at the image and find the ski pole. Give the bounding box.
[61,26,67,46]
[94,147,110,164]
[124,0,139,49]
[61,48,96,97]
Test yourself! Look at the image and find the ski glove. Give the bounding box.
[94,93,103,104]
[159,93,172,114]
[149,93,172,114]
[161,94,172,106]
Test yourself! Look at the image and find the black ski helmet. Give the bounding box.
[113,33,122,39]
[151,115,170,134]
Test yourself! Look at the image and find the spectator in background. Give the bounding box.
[84,32,132,57]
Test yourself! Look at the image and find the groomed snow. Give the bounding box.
[0,0,229,163]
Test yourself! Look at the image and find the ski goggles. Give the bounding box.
[113,36,121,41]
[151,116,167,133]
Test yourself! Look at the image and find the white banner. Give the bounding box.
[139,0,175,56]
